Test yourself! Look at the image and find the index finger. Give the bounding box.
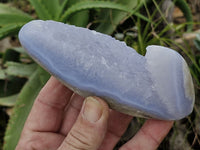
[24,76,73,132]
[120,119,173,150]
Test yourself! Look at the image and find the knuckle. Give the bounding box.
[16,133,43,150]
[140,128,159,147]
[64,129,93,150]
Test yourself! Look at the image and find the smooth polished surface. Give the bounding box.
[19,20,195,120]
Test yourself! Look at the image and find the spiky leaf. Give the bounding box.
[5,62,37,78]
[0,3,31,16]
[96,0,141,34]
[3,67,50,150]
[40,0,61,19]
[67,0,89,27]
[56,0,69,19]
[28,0,52,20]
[0,24,23,40]
[11,47,27,55]
[60,1,149,23]
[0,14,32,26]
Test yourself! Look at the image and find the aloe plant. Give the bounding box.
[96,0,146,34]
[0,0,150,39]
[0,3,32,39]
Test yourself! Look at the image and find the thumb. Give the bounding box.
[58,96,110,150]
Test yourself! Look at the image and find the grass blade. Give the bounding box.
[174,0,193,32]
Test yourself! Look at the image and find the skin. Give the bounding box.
[16,76,173,150]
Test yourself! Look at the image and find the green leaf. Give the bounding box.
[0,24,23,40]
[40,0,61,19]
[28,0,52,20]
[0,3,31,17]
[68,10,89,27]
[60,1,149,23]
[0,14,32,26]
[0,94,18,107]
[67,0,89,27]
[56,0,69,20]
[0,70,6,80]
[3,67,50,150]
[5,62,37,78]
[174,0,193,32]
[96,0,142,34]
[11,47,27,55]
[37,67,50,84]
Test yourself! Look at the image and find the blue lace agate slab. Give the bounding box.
[19,20,195,120]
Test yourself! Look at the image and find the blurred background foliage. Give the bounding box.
[0,0,199,149]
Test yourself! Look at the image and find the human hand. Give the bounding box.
[16,76,173,150]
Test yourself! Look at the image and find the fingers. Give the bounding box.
[120,119,174,150]
[60,95,133,150]
[58,96,109,150]
[59,95,133,150]
[59,93,84,135]
[99,111,132,150]
[24,76,73,132]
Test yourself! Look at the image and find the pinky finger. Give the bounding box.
[120,119,173,150]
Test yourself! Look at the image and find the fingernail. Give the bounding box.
[83,97,103,123]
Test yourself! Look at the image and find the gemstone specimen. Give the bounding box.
[19,20,195,120]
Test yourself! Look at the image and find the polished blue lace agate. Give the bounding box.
[19,20,195,120]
